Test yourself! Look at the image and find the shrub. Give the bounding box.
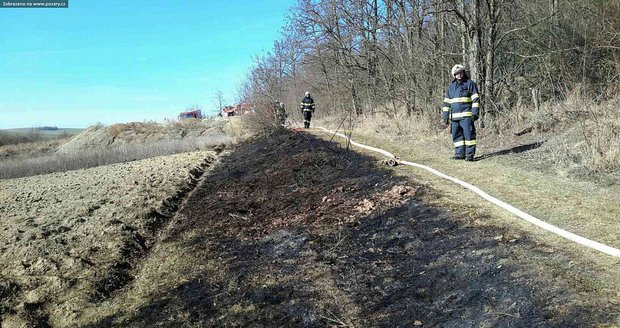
[0,131,31,146]
[242,103,285,136]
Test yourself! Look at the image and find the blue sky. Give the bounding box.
[0,0,294,129]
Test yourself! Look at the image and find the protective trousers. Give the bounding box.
[303,111,312,128]
[451,118,476,158]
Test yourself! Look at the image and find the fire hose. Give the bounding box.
[317,126,620,258]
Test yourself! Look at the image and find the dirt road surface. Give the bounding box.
[82,131,618,327]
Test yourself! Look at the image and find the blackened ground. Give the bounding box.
[91,131,617,328]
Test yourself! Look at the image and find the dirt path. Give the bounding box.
[80,131,618,327]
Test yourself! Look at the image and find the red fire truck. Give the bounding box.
[178,110,202,120]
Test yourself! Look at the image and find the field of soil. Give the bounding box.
[0,150,218,327]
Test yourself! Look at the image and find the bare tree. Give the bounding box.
[213,88,226,114]
[240,0,620,133]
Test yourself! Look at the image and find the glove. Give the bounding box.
[473,114,479,121]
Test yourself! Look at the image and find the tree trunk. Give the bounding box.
[482,0,502,125]
[467,0,481,84]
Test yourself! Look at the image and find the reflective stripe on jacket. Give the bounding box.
[300,96,315,112]
[442,78,480,121]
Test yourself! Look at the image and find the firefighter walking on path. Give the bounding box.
[300,91,315,129]
[442,64,480,161]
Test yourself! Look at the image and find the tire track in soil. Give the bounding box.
[89,158,215,303]
[92,131,617,327]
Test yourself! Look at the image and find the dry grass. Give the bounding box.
[318,106,620,246]
[534,96,620,174]
[0,139,67,160]
[0,129,46,146]
[0,119,248,180]
[362,110,443,144]
[242,104,287,135]
[0,128,80,147]
[483,92,620,175]
[72,218,221,326]
[319,92,620,180]
[0,135,233,180]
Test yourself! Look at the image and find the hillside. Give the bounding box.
[56,120,234,153]
[0,128,615,326]
[0,119,242,180]
[0,121,618,327]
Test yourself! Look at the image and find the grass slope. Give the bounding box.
[71,131,618,327]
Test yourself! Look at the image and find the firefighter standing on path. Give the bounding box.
[442,64,480,161]
[300,91,315,129]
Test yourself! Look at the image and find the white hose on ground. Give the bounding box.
[317,126,620,258]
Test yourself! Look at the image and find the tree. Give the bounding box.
[213,88,226,114]
[240,0,620,133]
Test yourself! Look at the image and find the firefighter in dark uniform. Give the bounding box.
[275,101,287,127]
[300,91,315,129]
[442,64,480,161]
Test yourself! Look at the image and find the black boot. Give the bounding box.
[451,155,465,160]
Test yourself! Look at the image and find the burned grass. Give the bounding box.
[85,131,618,327]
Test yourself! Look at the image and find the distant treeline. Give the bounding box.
[39,126,59,131]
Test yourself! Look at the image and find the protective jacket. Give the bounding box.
[442,77,480,123]
[442,76,480,160]
[300,96,315,113]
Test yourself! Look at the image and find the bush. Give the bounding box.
[0,128,57,146]
[0,131,31,146]
[242,103,286,136]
